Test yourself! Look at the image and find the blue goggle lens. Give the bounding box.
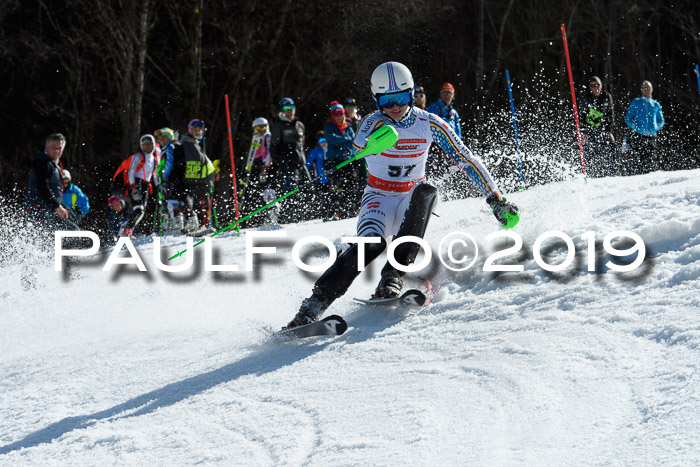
[378,90,412,109]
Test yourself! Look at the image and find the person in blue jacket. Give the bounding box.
[625,80,665,174]
[305,134,331,219]
[426,83,463,196]
[61,169,90,223]
[305,135,328,183]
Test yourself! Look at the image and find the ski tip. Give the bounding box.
[324,315,348,336]
[401,289,427,307]
[276,314,348,339]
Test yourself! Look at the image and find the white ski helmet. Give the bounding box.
[62,169,71,182]
[371,61,414,102]
[252,117,269,129]
[140,134,155,153]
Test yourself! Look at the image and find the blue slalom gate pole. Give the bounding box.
[695,65,700,99]
[505,69,525,189]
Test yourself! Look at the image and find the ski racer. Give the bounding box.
[285,61,519,329]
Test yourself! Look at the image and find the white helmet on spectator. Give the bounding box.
[252,117,269,129]
[62,169,71,182]
[140,134,156,154]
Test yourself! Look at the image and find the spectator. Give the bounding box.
[625,80,665,174]
[154,127,179,194]
[154,127,182,233]
[344,97,361,132]
[244,117,272,187]
[270,97,309,222]
[426,83,463,197]
[241,117,273,222]
[427,82,461,138]
[61,169,90,224]
[324,100,359,218]
[172,119,217,231]
[105,195,128,245]
[24,133,80,232]
[305,132,330,219]
[305,133,328,182]
[119,134,160,237]
[270,98,308,192]
[414,85,427,110]
[579,75,615,177]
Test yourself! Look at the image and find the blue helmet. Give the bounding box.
[279,97,295,108]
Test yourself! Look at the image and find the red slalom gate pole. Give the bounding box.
[225,94,241,235]
[560,24,587,181]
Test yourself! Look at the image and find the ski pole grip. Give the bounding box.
[355,125,398,160]
[501,211,520,230]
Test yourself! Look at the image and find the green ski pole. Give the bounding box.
[169,125,398,260]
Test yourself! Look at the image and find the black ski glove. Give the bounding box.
[486,193,519,228]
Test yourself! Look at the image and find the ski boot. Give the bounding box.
[183,208,199,233]
[285,288,333,329]
[372,272,403,299]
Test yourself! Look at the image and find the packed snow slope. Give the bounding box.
[1,169,699,466]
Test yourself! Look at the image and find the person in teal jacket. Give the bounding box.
[625,80,665,174]
[61,169,90,223]
[324,101,360,218]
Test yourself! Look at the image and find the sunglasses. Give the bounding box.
[641,86,650,90]
[377,89,412,109]
[253,125,267,132]
[191,121,205,128]
[441,91,453,96]
[282,105,295,111]
[589,83,600,88]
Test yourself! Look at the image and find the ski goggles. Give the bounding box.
[253,125,267,132]
[282,105,295,111]
[190,120,205,128]
[377,90,412,109]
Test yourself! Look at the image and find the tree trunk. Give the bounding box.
[133,0,150,142]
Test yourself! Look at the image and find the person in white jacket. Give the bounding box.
[121,134,159,237]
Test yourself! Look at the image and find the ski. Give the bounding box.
[188,226,217,237]
[277,314,348,339]
[353,289,429,307]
